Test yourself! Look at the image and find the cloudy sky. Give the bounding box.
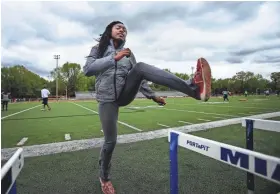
[1,1,280,80]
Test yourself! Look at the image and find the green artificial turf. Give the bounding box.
[15,122,280,194]
[1,95,280,148]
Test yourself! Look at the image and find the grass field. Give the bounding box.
[15,119,280,194]
[1,95,280,194]
[1,95,280,148]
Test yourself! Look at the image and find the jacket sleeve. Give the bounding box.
[139,80,157,99]
[83,45,116,76]
[130,52,157,99]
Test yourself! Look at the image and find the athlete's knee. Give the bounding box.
[134,62,146,70]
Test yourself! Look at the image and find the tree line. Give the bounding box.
[1,62,280,98]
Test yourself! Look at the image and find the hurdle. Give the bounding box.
[168,122,280,194]
[242,118,280,194]
[1,148,24,194]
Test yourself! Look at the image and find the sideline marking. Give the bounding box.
[65,134,71,141]
[237,113,249,115]
[16,137,28,146]
[157,123,170,128]
[213,116,225,119]
[1,105,41,120]
[197,118,212,122]
[178,121,193,124]
[118,121,142,132]
[160,108,237,117]
[171,102,278,111]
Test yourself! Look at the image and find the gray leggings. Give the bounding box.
[98,62,198,181]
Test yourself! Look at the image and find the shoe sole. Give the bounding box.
[199,57,211,101]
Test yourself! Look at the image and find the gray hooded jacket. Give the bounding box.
[83,39,156,102]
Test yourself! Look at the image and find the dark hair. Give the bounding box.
[95,21,123,58]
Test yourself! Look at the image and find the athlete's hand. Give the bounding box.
[114,48,131,61]
[152,96,166,106]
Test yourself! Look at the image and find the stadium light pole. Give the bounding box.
[65,85,68,100]
[191,66,194,79]
[54,55,60,101]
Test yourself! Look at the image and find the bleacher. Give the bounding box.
[152,91,187,98]
[75,91,96,100]
[75,91,187,100]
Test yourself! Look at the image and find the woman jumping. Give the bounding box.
[83,21,212,194]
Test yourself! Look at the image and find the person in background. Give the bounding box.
[1,91,10,111]
[265,89,270,97]
[41,86,51,111]
[244,90,248,97]
[222,88,229,102]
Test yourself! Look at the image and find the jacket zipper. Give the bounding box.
[114,61,117,101]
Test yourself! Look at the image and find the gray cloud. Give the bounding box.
[260,31,280,40]
[1,1,280,79]
[45,2,190,34]
[254,56,280,64]
[1,1,275,47]
[207,2,262,18]
[226,57,244,64]
[42,2,263,35]
[230,43,280,57]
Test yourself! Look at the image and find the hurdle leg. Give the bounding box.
[9,181,17,194]
[246,119,255,194]
[2,148,24,194]
[170,132,179,194]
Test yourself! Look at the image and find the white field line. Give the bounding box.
[71,102,142,132]
[201,102,229,104]
[71,102,99,114]
[178,121,193,124]
[197,118,212,122]
[213,116,225,119]
[125,105,163,110]
[117,121,142,132]
[1,104,41,120]
[237,113,250,115]
[159,108,238,118]
[168,102,278,111]
[65,134,71,141]
[16,137,28,146]
[2,111,279,160]
[157,123,170,128]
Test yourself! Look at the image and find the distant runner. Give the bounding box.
[41,86,51,111]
